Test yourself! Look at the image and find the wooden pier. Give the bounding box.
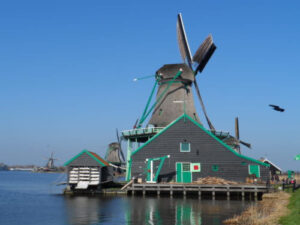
[127,183,268,200]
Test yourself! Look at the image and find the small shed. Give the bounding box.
[260,158,282,178]
[64,149,113,191]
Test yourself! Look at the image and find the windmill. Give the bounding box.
[137,13,216,130]
[135,14,252,152]
[105,129,126,165]
[45,152,58,169]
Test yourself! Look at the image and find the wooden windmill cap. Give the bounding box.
[156,63,194,82]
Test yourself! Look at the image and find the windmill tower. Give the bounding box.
[138,14,216,130]
[104,129,125,165]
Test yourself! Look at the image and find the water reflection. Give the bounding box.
[64,196,251,225]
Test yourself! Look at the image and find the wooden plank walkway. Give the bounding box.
[127,183,268,200]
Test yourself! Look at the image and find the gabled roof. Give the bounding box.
[131,114,269,167]
[64,149,109,166]
[260,158,282,171]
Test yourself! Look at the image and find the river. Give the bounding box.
[0,171,253,225]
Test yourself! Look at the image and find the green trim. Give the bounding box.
[139,80,158,127]
[127,158,132,181]
[131,115,185,156]
[64,149,107,167]
[146,159,151,181]
[154,156,167,181]
[126,139,133,181]
[146,155,169,182]
[185,114,270,167]
[132,114,270,167]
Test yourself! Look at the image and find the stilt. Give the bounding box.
[227,191,230,200]
[212,191,215,200]
[242,192,245,201]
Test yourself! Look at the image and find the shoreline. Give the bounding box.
[223,191,292,225]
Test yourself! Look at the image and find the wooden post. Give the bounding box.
[227,186,230,200]
[198,187,201,199]
[170,185,173,197]
[212,191,215,200]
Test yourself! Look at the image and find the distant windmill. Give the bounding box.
[104,129,126,165]
[45,152,58,169]
[137,13,217,130]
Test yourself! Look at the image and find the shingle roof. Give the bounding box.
[64,149,110,166]
[88,151,109,166]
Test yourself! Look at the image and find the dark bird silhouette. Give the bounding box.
[269,104,285,112]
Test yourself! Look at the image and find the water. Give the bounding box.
[0,172,252,225]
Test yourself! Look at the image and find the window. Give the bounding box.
[182,163,190,172]
[212,165,219,172]
[180,142,191,152]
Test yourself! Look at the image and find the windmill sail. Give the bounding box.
[235,117,251,149]
[177,13,193,68]
[194,79,215,131]
[193,34,216,73]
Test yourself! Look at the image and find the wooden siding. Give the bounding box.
[131,117,270,183]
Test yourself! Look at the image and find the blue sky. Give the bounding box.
[0,0,299,170]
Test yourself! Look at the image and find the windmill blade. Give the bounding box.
[194,79,215,131]
[116,128,126,162]
[239,140,251,149]
[235,117,240,140]
[193,34,216,73]
[235,117,251,149]
[177,13,193,68]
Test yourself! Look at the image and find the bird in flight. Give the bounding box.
[269,104,285,112]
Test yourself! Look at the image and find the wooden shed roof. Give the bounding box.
[64,149,109,167]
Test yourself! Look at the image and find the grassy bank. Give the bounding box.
[279,189,300,225]
[223,192,290,225]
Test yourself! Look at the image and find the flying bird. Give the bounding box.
[269,104,285,112]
